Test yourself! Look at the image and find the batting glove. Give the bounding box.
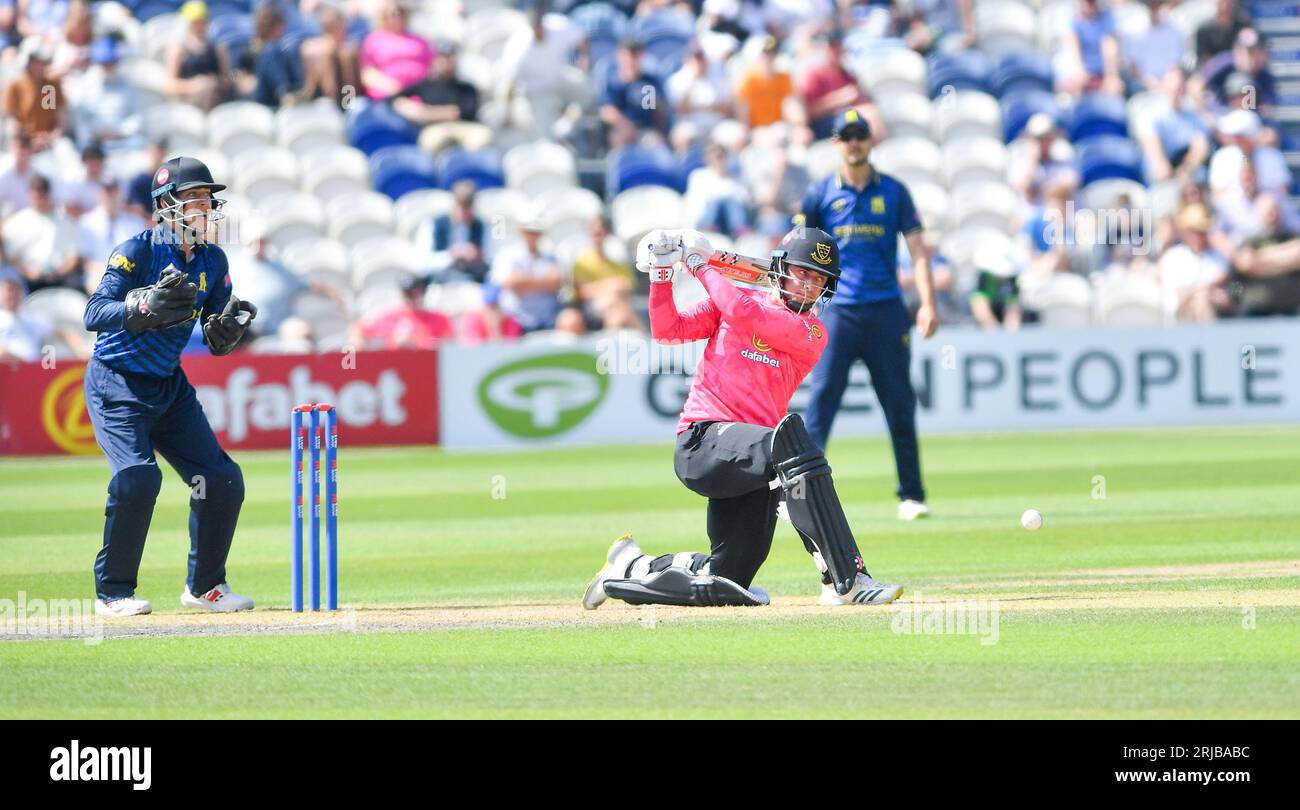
[636,229,681,284]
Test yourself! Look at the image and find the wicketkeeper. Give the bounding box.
[82,156,258,616]
[582,228,902,608]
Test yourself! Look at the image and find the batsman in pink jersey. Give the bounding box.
[582,228,903,609]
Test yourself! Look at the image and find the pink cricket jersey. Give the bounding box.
[649,266,828,434]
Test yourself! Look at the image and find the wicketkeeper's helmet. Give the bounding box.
[151,156,227,242]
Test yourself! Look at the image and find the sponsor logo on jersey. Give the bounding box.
[804,322,824,341]
[751,335,772,353]
[107,252,134,273]
[741,349,780,368]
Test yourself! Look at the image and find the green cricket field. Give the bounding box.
[2,425,1298,719]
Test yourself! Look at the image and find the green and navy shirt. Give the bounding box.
[799,169,922,305]
[83,226,231,377]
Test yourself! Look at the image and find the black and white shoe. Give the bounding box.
[820,573,903,606]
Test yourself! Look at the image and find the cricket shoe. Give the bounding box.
[582,534,643,610]
[819,573,903,606]
[95,597,152,617]
[897,499,931,520]
[181,583,255,612]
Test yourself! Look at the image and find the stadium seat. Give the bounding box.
[369,145,440,200]
[231,147,298,199]
[472,186,530,235]
[950,181,1019,231]
[277,100,346,154]
[280,237,352,292]
[1000,90,1062,142]
[608,146,683,196]
[1076,135,1144,186]
[877,91,934,140]
[133,0,183,24]
[975,1,1037,57]
[992,52,1053,98]
[534,186,604,244]
[926,50,993,99]
[801,138,842,181]
[871,137,942,187]
[503,140,578,196]
[463,6,530,63]
[1037,0,1077,52]
[436,148,505,191]
[855,47,926,98]
[260,193,326,251]
[908,180,951,233]
[570,2,629,66]
[356,283,405,321]
[207,13,253,66]
[610,185,686,242]
[208,101,275,157]
[932,90,1002,144]
[346,101,420,155]
[143,103,207,154]
[1068,94,1129,144]
[394,189,455,241]
[1018,272,1094,326]
[326,192,396,250]
[1079,178,1151,213]
[349,237,432,289]
[1125,91,1173,140]
[299,145,371,201]
[23,288,90,336]
[1096,274,1167,326]
[634,9,693,74]
[425,280,485,317]
[943,137,1009,187]
[938,226,1015,288]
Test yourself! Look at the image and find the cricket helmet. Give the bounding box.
[151,156,227,242]
[769,227,840,312]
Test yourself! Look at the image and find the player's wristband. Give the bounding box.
[648,264,674,284]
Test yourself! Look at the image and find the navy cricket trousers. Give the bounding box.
[84,357,244,600]
[803,298,925,503]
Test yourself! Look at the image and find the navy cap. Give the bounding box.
[833,108,871,140]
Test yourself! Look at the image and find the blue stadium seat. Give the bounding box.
[347,102,420,155]
[1076,136,1144,186]
[992,52,1053,98]
[634,9,693,75]
[207,0,253,17]
[677,141,706,187]
[436,149,505,190]
[570,2,629,66]
[607,145,681,195]
[208,14,253,66]
[369,146,440,200]
[132,0,182,22]
[926,50,992,98]
[1068,93,1128,144]
[1001,90,1062,142]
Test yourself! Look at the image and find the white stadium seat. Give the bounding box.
[277,100,346,154]
[349,237,433,289]
[394,189,455,240]
[610,186,687,242]
[943,137,1009,187]
[932,91,1002,144]
[1019,272,1094,327]
[208,101,275,158]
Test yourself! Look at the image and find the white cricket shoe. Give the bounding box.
[898,500,931,520]
[583,534,643,610]
[95,597,152,617]
[819,574,903,606]
[181,583,255,612]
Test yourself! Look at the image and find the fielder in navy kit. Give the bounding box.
[83,156,259,616]
[799,110,938,520]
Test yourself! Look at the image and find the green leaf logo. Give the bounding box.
[478,352,609,438]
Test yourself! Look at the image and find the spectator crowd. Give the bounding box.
[2,0,1298,363]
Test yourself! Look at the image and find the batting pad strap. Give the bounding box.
[603,568,769,607]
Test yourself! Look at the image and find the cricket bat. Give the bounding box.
[687,250,773,286]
